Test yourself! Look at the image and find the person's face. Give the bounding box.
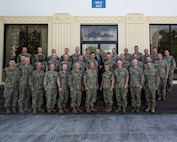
[153,48,157,54]
[146,57,152,63]
[25,58,30,65]
[134,47,138,52]
[62,64,67,71]
[90,53,95,59]
[158,54,162,60]
[107,54,111,61]
[52,49,56,54]
[64,55,69,61]
[120,55,125,61]
[86,49,90,54]
[124,48,128,54]
[79,56,83,62]
[147,63,152,70]
[50,64,55,71]
[104,65,109,72]
[38,47,43,54]
[52,54,57,60]
[144,49,148,54]
[133,54,138,60]
[89,63,95,69]
[36,62,42,70]
[22,47,27,53]
[96,49,100,55]
[38,55,43,62]
[112,49,116,54]
[9,60,16,67]
[117,61,122,68]
[75,47,79,53]
[65,48,69,54]
[132,60,138,66]
[164,50,169,56]
[75,63,80,70]
[20,56,25,63]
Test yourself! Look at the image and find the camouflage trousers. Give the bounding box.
[57,89,69,109]
[70,89,82,108]
[103,88,113,106]
[3,87,18,108]
[145,88,156,106]
[167,72,173,89]
[45,88,57,109]
[130,87,142,108]
[85,88,97,107]
[18,86,31,108]
[115,87,128,107]
[31,89,44,109]
[157,78,167,96]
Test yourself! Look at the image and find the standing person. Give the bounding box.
[112,48,120,62]
[47,49,60,61]
[68,62,84,114]
[124,48,132,63]
[35,55,48,72]
[144,63,159,113]
[83,48,90,63]
[87,52,98,71]
[84,62,98,113]
[17,46,32,63]
[18,57,33,113]
[33,47,46,63]
[43,64,58,113]
[129,59,144,113]
[104,53,116,73]
[151,47,159,63]
[60,54,72,72]
[142,48,152,64]
[47,53,60,72]
[131,46,143,62]
[2,59,20,113]
[71,46,81,64]
[100,64,115,112]
[16,55,26,68]
[29,62,45,114]
[114,60,129,113]
[57,64,69,114]
[154,54,169,101]
[120,54,130,70]
[77,55,86,72]
[163,50,176,92]
[60,47,71,62]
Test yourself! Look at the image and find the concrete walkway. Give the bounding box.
[0,114,177,142]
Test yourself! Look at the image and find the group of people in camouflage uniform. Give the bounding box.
[2,45,176,114]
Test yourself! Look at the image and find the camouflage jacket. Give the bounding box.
[60,61,72,72]
[57,71,69,90]
[102,71,114,89]
[48,60,60,72]
[83,69,97,89]
[112,54,120,63]
[71,53,80,64]
[104,60,116,73]
[154,60,169,79]
[68,70,83,89]
[17,53,32,63]
[43,71,58,89]
[163,55,176,71]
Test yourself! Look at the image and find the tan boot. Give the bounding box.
[157,96,161,101]
[51,108,56,112]
[12,107,16,113]
[58,109,64,114]
[90,106,97,112]
[38,108,45,112]
[77,107,83,113]
[162,96,166,101]
[63,107,69,112]
[106,106,112,112]
[151,106,155,113]
[103,106,108,112]
[32,109,37,114]
[131,107,136,112]
[72,107,78,114]
[86,107,91,114]
[19,107,25,114]
[136,107,140,113]
[24,106,31,112]
[115,106,121,112]
[6,107,11,114]
[47,108,51,114]
[145,106,151,112]
[122,107,126,114]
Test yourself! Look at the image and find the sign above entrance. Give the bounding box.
[92,0,106,8]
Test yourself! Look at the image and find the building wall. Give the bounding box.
[0,13,177,84]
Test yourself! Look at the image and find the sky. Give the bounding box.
[0,0,177,16]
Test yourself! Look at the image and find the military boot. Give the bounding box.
[151,106,155,113]
[77,107,83,113]
[157,95,161,101]
[12,107,16,113]
[131,107,136,112]
[63,107,69,112]
[6,107,11,114]
[122,107,126,114]
[24,106,31,112]
[162,96,166,101]
[72,107,78,114]
[38,108,45,112]
[145,106,151,112]
[90,106,97,112]
[106,106,112,112]
[32,109,37,114]
[58,109,64,114]
[47,108,51,114]
[103,106,108,112]
[86,107,91,114]
[136,107,140,113]
[51,108,56,112]
[115,106,121,112]
[19,107,25,114]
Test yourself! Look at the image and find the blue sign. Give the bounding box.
[92,0,106,8]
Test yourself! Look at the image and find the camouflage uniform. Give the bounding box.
[87,59,98,71]
[57,71,69,109]
[131,52,143,62]
[17,53,32,63]
[114,67,129,107]
[48,60,60,72]
[104,60,116,73]
[151,53,158,63]
[73,61,86,72]
[34,61,47,72]
[83,54,90,63]
[68,70,83,108]
[130,61,143,72]
[43,71,58,110]
[122,60,130,70]
[144,68,159,106]
[60,61,72,72]
[112,54,120,63]
[47,55,60,61]
[60,54,71,62]
[16,62,24,69]
[33,54,46,63]
[2,66,20,108]
[83,69,97,108]
[142,54,152,64]
[102,71,114,107]
[124,53,132,63]
[29,70,45,110]
[18,65,33,108]
[129,66,144,108]
[163,55,176,89]
[71,53,80,64]
[154,60,169,97]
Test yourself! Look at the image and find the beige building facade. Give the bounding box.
[0,13,177,84]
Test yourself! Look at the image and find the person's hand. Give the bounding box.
[70,88,74,92]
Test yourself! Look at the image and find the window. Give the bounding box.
[4,24,48,67]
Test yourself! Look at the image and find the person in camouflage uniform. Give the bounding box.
[143,57,154,70]
[112,48,120,63]
[18,57,33,113]
[60,54,72,72]
[130,53,143,71]
[114,60,129,114]
[47,49,60,61]
[131,46,143,62]
[151,47,159,63]
[120,54,130,70]
[142,48,152,64]
[83,48,90,63]
[34,55,48,72]
[68,62,84,114]
[29,62,45,114]
[144,62,160,113]
[76,55,86,72]
[163,50,176,92]
[16,55,25,69]
[2,59,20,113]
[154,54,169,101]
[83,62,98,113]
[100,64,115,112]
[60,48,71,62]
[47,53,60,72]
[129,59,144,113]
[57,64,69,114]
[104,53,116,73]
[17,47,32,63]
[87,52,98,71]
[71,46,81,64]
[33,47,46,64]
[43,64,58,113]
[124,48,132,63]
